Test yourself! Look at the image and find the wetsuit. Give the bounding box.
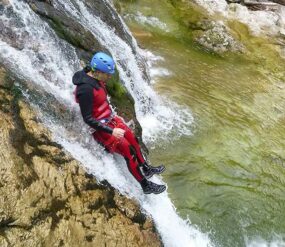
[72,69,146,182]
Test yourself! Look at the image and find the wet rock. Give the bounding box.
[226,0,285,7]
[0,22,25,50]
[114,191,146,223]
[18,101,52,143]
[243,0,281,11]
[2,0,10,5]
[226,0,242,3]
[38,0,53,4]
[84,0,134,46]
[271,0,285,5]
[194,20,246,54]
[0,66,161,247]
[26,0,103,61]
[26,0,137,62]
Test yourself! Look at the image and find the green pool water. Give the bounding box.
[115,1,285,246]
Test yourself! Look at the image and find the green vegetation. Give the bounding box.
[106,71,127,99]
[106,71,135,121]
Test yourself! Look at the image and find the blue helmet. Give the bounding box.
[90,52,115,74]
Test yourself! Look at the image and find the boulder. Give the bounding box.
[193,20,246,54]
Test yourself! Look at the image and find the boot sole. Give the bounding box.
[143,186,166,195]
[144,166,166,179]
[152,186,166,194]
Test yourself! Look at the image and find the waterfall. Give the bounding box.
[52,0,194,144]
[0,0,211,246]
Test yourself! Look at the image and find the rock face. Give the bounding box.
[26,0,133,58]
[26,0,149,78]
[0,67,161,247]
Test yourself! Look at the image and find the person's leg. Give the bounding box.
[93,130,166,194]
[110,137,166,194]
[123,128,166,178]
[115,117,166,178]
[112,116,146,164]
[115,137,145,182]
[123,128,146,164]
[93,129,144,181]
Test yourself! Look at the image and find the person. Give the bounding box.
[72,51,166,194]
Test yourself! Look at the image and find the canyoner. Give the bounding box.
[72,51,166,194]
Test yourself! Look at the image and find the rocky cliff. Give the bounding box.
[0,67,161,246]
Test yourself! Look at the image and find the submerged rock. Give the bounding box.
[0,67,161,247]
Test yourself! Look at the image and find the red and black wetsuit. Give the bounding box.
[72,69,146,182]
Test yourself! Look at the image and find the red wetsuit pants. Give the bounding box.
[92,116,145,182]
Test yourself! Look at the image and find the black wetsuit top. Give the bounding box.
[72,69,113,134]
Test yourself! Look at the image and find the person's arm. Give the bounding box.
[77,84,113,134]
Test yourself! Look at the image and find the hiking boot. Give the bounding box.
[141,179,166,194]
[141,163,166,179]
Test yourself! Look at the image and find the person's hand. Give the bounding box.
[112,128,125,139]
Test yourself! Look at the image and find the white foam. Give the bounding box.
[194,0,285,36]
[227,4,285,36]
[142,50,172,82]
[194,0,228,14]
[125,11,170,32]
[246,235,285,247]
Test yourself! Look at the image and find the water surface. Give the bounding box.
[116,0,285,246]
